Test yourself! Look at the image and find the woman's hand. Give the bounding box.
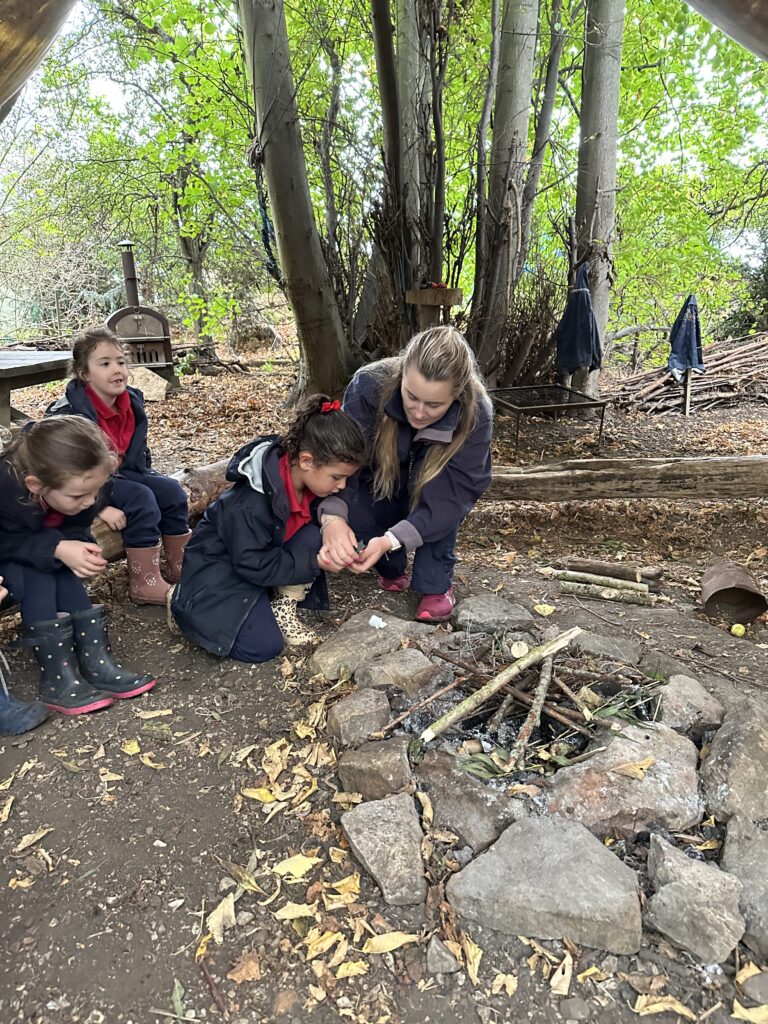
[97,505,127,531]
[319,519,358,570]
[0,577,7,604]
[350,535,392,573]
[54,540,108,578]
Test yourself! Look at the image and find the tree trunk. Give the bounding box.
[396,0,427,287]
[474,0,539,378]
[238,0,352,397]
[573,0,626,398]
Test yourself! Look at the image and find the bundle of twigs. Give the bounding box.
[612,333,768,413]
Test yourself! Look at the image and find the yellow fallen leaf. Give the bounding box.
[533,603,556,616]
[206,894,236,944]
[632,994,696,1020]
[294,721,316,740]
[329,847,348,864]
[229,744,257,766]
[307,984,326,1003]
[121,738,140,756]
[9,876,34,889]
[98,769,124,783]
[291,777,318,808]
[332,791,363,808]
[322,891,358,911]
[736,962,763,987]
[337,960,368,979]
[416,791,434,827]
[550,952,573,997]
[577,965,609,983]
[507,783,542,798]
[328,936,349,969]
[732,999,768,1024]
[461,932,483,986]
[613,756,655,780]
[273,853,322,879]
[139,753,166,770]
[241,787,277,803]
[11,827,54,855]
[305,928,343,961]
[491,973,518,996]
[134,708,172,720]
[219,859,266,894]
[195,932,213,961]
[693,838,720,852]
[92,745,105,760]
[262,738,292,782]
[363,932,419,954]
[330,872,360,896]
[0,770,16,791]
[274,901,318,921]
[0,795,14,823]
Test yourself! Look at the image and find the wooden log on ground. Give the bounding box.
[488,455,768,502]
[561,557,662,581]
[558,581,661,606]
[550,569,649,592]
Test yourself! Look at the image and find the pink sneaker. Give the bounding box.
[415,587,456,623]
[377,573,410,593]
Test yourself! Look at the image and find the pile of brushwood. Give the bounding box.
[613,333,768,413]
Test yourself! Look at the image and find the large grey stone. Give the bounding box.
[341,793,426,906]
[545,723,703,839]
[426,935,461,975]
[310,611,434,681]
[453,594,534,634]
[573,631,641,666]
[644,834,744,963]
[337,737,413,800]
[659,673,725,739]
[700,701,768,822]
[327,689,390,747]
[446,817,642,954]
[722,815,768,960]
[639,649,693,682]
[355,648,452,698]
[417,750,528,852]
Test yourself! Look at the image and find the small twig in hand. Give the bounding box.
[509,656,553,768]
[199,958,227,1016]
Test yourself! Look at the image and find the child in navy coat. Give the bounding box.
[170,395,366,661]
[47,327,190,606]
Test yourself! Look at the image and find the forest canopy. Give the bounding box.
[0,0,766,390]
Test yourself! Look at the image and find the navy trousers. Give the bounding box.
[346,485,457,594]
[229,524,322,664]
[0,561,90,623]
[110,470,189,548]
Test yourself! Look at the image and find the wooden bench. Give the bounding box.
[0,350,70,426]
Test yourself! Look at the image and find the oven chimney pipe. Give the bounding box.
[118,239,140,307]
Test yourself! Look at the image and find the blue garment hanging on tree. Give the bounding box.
[554,265,602,376]
[667,294,705,383]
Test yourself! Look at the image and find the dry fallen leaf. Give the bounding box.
[0,771,17,791]
[241,787,277,803]
[219,859,265,894]
[273,853,322,879]
[736,962,763,987]
[577,965,610,983]
[134,708,173,720]
[460,932,483,987]
[11,827,54,855]
[304,928,343,961]
[533,603,556,616]
[327,936,349,969]
[612,756,656,780]
[139,753,166,770]
[732,999,768,1024]
[336,960,368,979]
[330,872,360,896]
[206,894,236,944]
[415,791,434,827]
[550,951,573,997]
[491,972,518,996]
[121,738,140,756]
[262,738,292,782]
[274,901,318,921]
[632,994,696,1020]
[363,932,419,955]
[227,949,262,984]
[0,795,14,823]
[329,847,348,864]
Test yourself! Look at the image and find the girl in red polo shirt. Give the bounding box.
[47,328,190,606]
[169,396,367,659]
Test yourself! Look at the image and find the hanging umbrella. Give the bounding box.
[554,264,602,376]
[667,294,705,384]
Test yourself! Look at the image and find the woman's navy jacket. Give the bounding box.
[46,379,153,475]
[171,437,325,658]
[319,363,494,551]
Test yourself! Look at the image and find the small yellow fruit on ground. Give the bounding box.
[731,623,746,637]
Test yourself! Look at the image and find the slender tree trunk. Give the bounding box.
[427,1,453,282]
[573,0,625,398]
[238,0,352,396]
[474,0,539,377]
[396,0,426,287]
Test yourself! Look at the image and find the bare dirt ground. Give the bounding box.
[1,368,767,1024]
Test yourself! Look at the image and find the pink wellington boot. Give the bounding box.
[377,572,410,593]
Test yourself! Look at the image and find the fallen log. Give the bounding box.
[549,569,649,593]
[558,581,660,607]
[561,557,662,582]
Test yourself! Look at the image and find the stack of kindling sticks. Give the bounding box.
[550,556,665,607]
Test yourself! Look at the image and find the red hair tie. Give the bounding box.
[321,400,341,413]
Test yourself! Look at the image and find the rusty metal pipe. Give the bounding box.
[120,248,140,308]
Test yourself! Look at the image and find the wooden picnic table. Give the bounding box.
[0,349,70,427]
